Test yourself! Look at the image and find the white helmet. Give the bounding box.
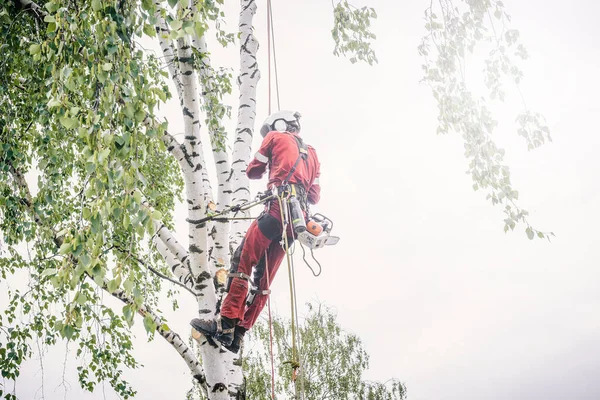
[260,110,302,138]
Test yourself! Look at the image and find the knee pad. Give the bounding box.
[257,212,282,241]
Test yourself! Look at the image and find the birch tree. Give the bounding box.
[0,0,549,398]
[0,0,375,399]
[244,302,407,400]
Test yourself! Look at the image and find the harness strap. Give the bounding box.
[250,288,272,296]
[228,272,252,282]
[282,134,308,185]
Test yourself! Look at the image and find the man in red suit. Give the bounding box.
[191,110,321,353]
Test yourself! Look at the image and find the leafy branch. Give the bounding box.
[419,0,553,240]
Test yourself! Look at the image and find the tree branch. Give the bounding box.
[99,277,208,395]
[113,245,198,297]
[152,236,197,292]
[153,2,184,104]
[161,129,187,168]
[153,222,189,264]
[8,161,208,395]
[16,0,47,20]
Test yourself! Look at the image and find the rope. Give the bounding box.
[265,251,276,400]
[267,2,304,398]
[267,0,272,114]
[267,0,281,113]
[268,0,281,111]
[277,194,304,399]
[286,200,305,399]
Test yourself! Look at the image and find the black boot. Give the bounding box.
[190,316,236,347]
[224,326,247,354]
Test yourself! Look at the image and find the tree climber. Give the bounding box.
[191,110,321,353]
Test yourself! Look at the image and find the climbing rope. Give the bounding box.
[267,2,306,399]
[286,199,306,398]
[267,0,281,114]
[276,193,304,400]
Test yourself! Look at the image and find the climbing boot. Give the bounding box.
[190,316,236,347]
[224,326,247,354]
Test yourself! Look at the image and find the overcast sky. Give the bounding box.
[12,0,600,399]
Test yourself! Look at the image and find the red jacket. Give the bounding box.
[247,131,321,204]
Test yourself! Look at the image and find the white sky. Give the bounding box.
[11,0,600,399]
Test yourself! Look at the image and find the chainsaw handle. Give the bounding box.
[310,213,333,232]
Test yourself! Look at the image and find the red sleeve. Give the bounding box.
[247,132,275,180]
[307,151,321,205]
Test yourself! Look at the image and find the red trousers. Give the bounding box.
[220,200,294,330]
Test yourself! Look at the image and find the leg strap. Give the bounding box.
[250,288,271,296]
[228,272,252,282]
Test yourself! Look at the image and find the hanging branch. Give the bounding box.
[419,0,553,240]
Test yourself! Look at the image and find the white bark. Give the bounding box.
[154,223,189,263]
[191,33,233,267]
[152,235,194,290]
[229,0,261,252]
[154,3,184,102]
[152,1,262,397]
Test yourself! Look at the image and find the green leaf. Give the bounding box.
[194,21,205,38]
[167,0,178,8]
[91,0,102,11]
[102,62,113,71]
[59,116,78,129]
[44,1,59,13]
[151,210,162,220]
[124,103,134,119]
[143,314,157,334]
[80,253,91,267]
[75,292,88,305]
[122,304,135,327]
[47,97,61,108]
[135,109,146,123]
[44,15,56,23]
[143,23,156,37]
[107,277,120,293]
[63,324,75,340]
[98,148,110,163]
[29,44,41,55]
[122,213,130,228]
[170,20,182,31]
[526,227,534,240]
[123,277,134,293]
[41,268,58,278]
[133,189,142,204]
[59,242,71,255]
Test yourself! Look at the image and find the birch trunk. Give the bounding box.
[150,0,261,397]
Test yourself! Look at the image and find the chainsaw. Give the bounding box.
[296,213,340,249]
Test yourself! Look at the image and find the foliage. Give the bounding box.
[0,0,184,397]
[0,0,382,398]
[244,302,407,400]
[331,0,378,65]
[419,0,553,240]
